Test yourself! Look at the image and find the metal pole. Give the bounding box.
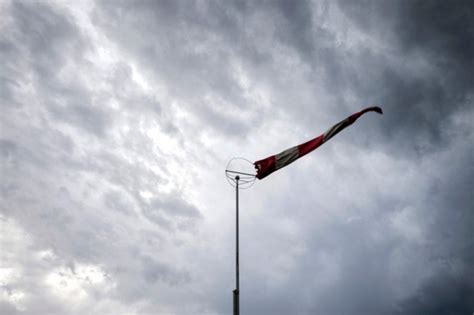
[233,175,240,315]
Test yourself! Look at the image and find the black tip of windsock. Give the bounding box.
[373,106,383,114]
[360,106,383,116]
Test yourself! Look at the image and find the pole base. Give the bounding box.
[233,289,239,315]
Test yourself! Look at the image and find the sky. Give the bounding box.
[1,0,473,314]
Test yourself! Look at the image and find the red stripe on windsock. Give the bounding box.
[298,134,324,157]
[254,106,382,179]
[254,155,276,180]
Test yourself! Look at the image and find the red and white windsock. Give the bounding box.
[254,106,383,179]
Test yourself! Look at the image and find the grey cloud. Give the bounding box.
[49,102,111,137]
[2,0,473,314]
[1,1,113,138]
[213,0,474,157]
[142,193,202,231]
[140,255,190,286]
[150,195,201,218]
[398,272,474,315]
[0,302,20,315]
[104,189,137,216]
[93,0,272,138]
[4,2,88,98]
[394,145,474,314]
[9,2,87,74]
[335,1,474,154]
[2,1,198,313]
[109,62,163,116]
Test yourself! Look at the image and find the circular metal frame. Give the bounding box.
[225,157,256,189]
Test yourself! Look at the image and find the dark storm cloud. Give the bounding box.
[399,272,474,315]
[273,0,317,60]
[2,0,473,314]
[332,2,474,313]
[394,144,474,314]
[220,0,473,156]
[238,134,473,315]
[335,1,474,154]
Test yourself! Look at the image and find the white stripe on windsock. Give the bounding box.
[275,146,299,170]
[323,119,347,142]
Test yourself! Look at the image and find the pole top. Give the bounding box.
[225,157,256,189]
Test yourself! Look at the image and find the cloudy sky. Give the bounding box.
[1,0,473,314]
